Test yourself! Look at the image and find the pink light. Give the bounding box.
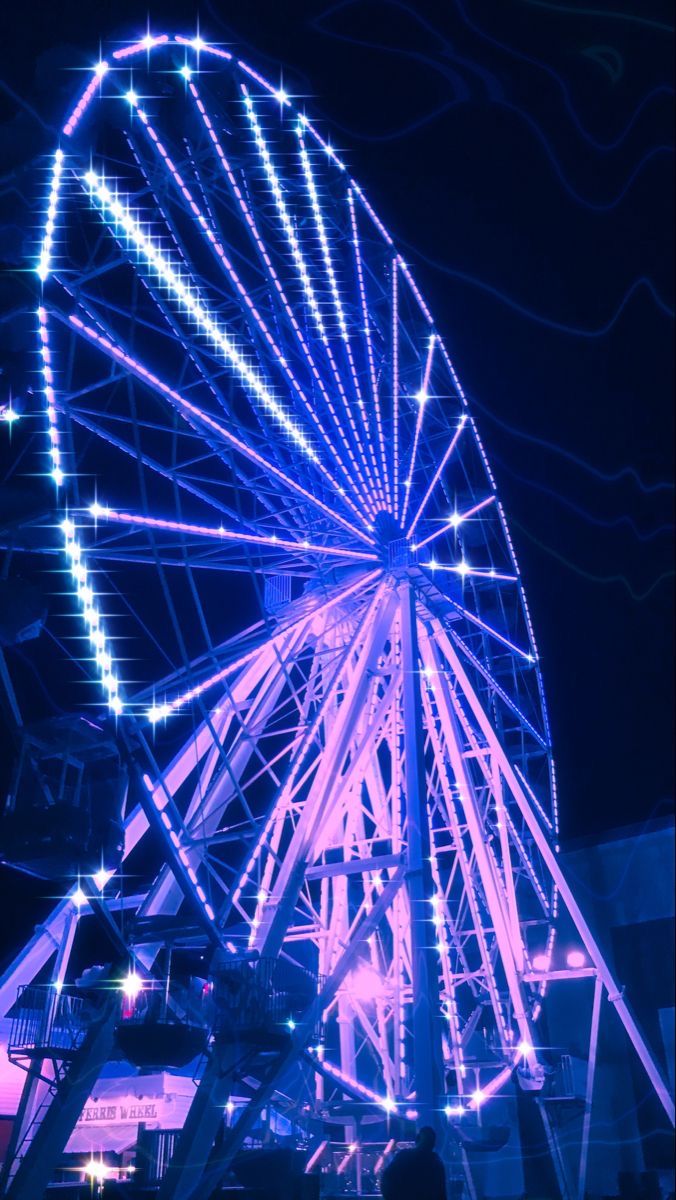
[112,34,169,60]
[566,949,586,969]
[532,953,550,971]
[348,964,385,1002]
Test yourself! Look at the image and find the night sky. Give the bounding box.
[0,0,673,889]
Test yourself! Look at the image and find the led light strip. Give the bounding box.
[296,133,383,509]
[189,83,372,516]
[401,334,436,524]
[112,33,169,60]
[39,309,123,712]
[423,561,517,583]
[89,502,378,563]
[63,63,108,137]
[242,89,378,517]
[446,598,534,664]
[347,188,391,509]
[129,99,368,532]
[84,170,325,470]
[36,150,64,281]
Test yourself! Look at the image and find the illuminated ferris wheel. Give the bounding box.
[1,32,672,1200]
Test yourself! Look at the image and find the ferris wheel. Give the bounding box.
[1,32,672,1200]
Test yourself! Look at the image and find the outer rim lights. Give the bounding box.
[566,949,586,969]
[1,406,20,425]
[94,61,109,78]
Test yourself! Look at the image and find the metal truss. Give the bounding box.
[0,32,672,1200]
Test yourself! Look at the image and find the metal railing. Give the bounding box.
[8,985,87,1060]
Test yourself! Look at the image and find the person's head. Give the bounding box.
[416,1125,436,1152]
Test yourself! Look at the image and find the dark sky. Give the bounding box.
[0,0,673,851]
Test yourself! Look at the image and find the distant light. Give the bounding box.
[567,949,586,969]
[94,61,109,78]
[51,467,64,485]
[125,89,138,105]
[85,1159,110,1182]
[404,1108,418,1120]
[148,703,170,723]
[89,500,107,518]
[121,971,143,1001]
[180,65,192,80]
[72,886,88,909]
[142,35,155,49]
[444,1102,464,1117]
[471,1088,485,1107]
[1,406,20,425]
[532,953,550,971]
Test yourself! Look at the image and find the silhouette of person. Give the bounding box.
[381,1126,447,1200]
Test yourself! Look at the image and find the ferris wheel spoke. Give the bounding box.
[412,494,496,553]
[391,260,400,520]
[346,188,391,510]
[401,333,437,525]
[84,503,379,565]
[82,171,374,528]
[64,309,374,547]
[241,89,380,518]
[449,629,547,750]
[406,413,469,539]
[187,86,372,513]
[144,569,382,722]
[129,97,367,512]
[295,132,384,509]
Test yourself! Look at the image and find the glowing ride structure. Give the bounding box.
[2,32,673,1199]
